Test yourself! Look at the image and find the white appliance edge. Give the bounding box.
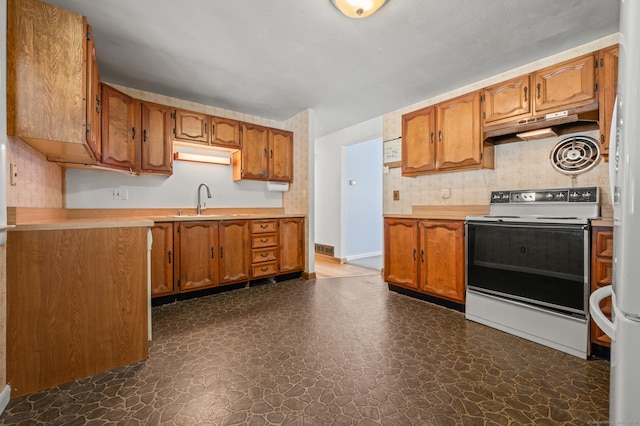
[589,0,640,422]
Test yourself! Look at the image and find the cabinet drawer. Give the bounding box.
[252,261,278,278]
[252,248,278,263]
[251,220,278,234]
[252,233,277,248]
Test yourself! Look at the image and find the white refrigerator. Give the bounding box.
[589,0,640,422]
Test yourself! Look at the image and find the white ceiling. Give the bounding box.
[45,0,620,137]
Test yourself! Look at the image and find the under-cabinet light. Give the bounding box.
[173,152,231,165]
[516,128,558,141]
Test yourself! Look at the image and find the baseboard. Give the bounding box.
[302,271,317,280]
[0,384,11,416]
[315,253,344,264]
[345,251,382,261]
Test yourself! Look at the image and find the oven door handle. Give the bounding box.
[466,221,588,231]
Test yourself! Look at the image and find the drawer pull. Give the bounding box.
[260,224,268,229]
[260,253,269,257]
[260,238,269,243]
[261,266,268,271]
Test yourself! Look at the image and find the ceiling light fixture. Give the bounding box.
[331,0,387,18]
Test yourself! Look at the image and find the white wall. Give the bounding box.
[66,144,282,209]
[315,116,382,259]
[345,139,382,258]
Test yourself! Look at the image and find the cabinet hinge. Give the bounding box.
[86,124,91,133]
[86,32,91,41]
[173,127,176,136]
[595,83,599,93]
[239,124,243,131]
[177,226,180,233]
[480,94,484,102]
[594,60,599,68]
[482,112,485,119]
[171,111,176,119]
[600,57,604,68]
[177,279,181,288]
[480,152,483,160]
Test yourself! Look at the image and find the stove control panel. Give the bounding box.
[490,187,598,204]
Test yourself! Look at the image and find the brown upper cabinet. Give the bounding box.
[598,45,619,158]
[140,102,173,175]
[86,25,102,161]
[101,85,139,172]
[233,125,294,183]
[173,109,241,150]
[7,0,99,164]
[402,91,493,176]
[482,53,598,128]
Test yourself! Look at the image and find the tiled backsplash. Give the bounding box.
[7,137,64,208]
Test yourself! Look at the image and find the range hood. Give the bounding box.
[483,102,600,144]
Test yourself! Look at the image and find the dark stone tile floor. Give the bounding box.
[1,275,610,425]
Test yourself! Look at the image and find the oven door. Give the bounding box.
[466,221,589,317]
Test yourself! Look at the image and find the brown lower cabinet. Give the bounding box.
[384,218,465,304]
[591,226,613,347]
[7,226,149,397]
[151,217,305,297]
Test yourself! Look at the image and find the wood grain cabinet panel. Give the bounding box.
[175,221,219,292]
[402,107,437,176]
[250,219,279,278]
[598,45,619,158]
[7,227,148,397]
[482,75,531,126]
[141,102,172,175]
[419,221,465,303]
[101,84,139,171]
[268,129,294,182]
[151,223,175,297]
[211,116,241,149]
[279,217,304,274]
[174,109,209,144]
[384,219,419,290]
[436,91,483,171]
[591,227,613,347]
[7,0,96,164]
[86,25,102,161]
[235,123,270,181]
[533,54,597,114]
[218,220,251,285]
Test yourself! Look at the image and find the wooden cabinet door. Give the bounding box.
[269,129,294,182]
[436,91,482,171]
[211,116,241,149]
[7,0,96,164]
[279,218,304,273]
[598,45,619,158]
[218,220,251,284]
[141,102,172,175]
[151,223,175,297]
[419,221,465,303]
[176,222,218,292]
[402,107,436,176]
[384,219,419,289]
[591,227,613,347]
[237,123,269,180]
[174,109,209,144]
[101,84,139,170]
[86,25,102,161]
[482,75,531,126]
[533,54,596,114]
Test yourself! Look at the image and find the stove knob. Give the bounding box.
[502,194,510,200]
[545,193,554,200]
[556,193,566,199]
[584,191,592,199]
[570,191,580,199]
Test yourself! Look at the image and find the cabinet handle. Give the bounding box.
[523,86,528,102]
[438,130,442,142]
[260,224,268,229]
[261,238,269,243]
[204,123,207,135]
[260,252,269,257]
[420,249,424,263]
[261,266,268,271]
[537,83,541,99]
[211,247,214,258]
[143,129,148,142]
[168,250,172,264]
[220,247,224,258]
[413,248,417,261]
[430,132,434,144]
[264,148,267,158]
[270,149,273,159]
[132,127,136,140]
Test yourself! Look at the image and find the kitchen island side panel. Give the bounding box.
[6,226,148,397]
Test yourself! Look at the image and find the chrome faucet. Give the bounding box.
[197,183,212,215]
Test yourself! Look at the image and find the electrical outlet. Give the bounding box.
[393,190,400,201]
[441,188,451,199]
[9,163,18,186]
[113,188,129,200]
